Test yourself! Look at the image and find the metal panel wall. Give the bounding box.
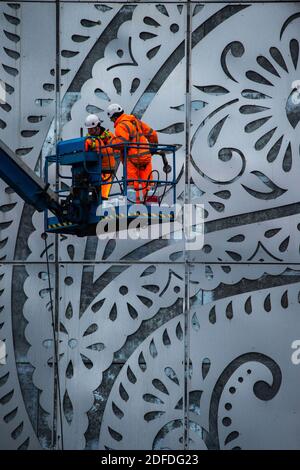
[1,1,300,450]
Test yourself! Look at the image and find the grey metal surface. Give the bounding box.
[101,279,300,450]
[1,1,300,450]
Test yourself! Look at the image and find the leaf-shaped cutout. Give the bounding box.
[66,361,73,379]
[156,4,169,16]
[63,390,73,424]
[95,88,110,101]
[264,228,281,238]
[208,116,228,147]
[267,135,283,162]
[102,239,116,260]
[242,89,271,99]
[290,39,299,70]
[244,296,252,314]
[242,171,287,200]
[83,324,98,336]
[91,298,105,313]
[239,105,270,114]
[192,312,200,331]
[226,301,233,319]
[87,342,105,351]
[139,32,157,41]
[127,366,137,384]
[189,391,202,415]
[176,322,183,340]
[4,13,20,25]
[11,422,24,440]
[141,265,156,277]
[222,266,231,273]
[109,303,117,321]
[225,251,242,261]
[112,402,124,419]
[225,431,239,446]
[138,352,146,370]
[0,238,8,249]
[94,5,112,12]
[246,71,273,86]
[21,130,39,138]
[127,303,138,319]
[65,244,74,261]
[202,358,211,379]
[147,45,161,60]
[137,295,153,307]
[279,236,290,253]
[194,85,229,95]
[65,302,73,320]
[130,78,140,94]
[143,16,160,27]
[245,116,271,133]
[144,411,165,422]
[80,353,93,369]
[209,306,216,324]
[4,31,20,42]
[228,234,245,242]
[162,329,171,346]
[149,339,158,358]
[282,143,292,172]
[208,201,225,212]
[0,120,7,129]
[214,190,231,199]
[72,34,90,43]
[61,50,79,58]
[0,103,11,114]
[270,47,288,72]
[18,438,29,451]
[86,105,103,114]
[257,56,280,77]
[255,127,277,151]
[108,427,122,442]
[142,284,160,293]
[81,19,101,27]
[157,123,184,134]
[281,290,288,309]
[0,390,14,405]
[205,265,213,279]
[165,367,179,385]
[113,77,121,95]
[0,372,9,387]
[175,397,183,410]
[119,383,129,401]
[264,293,271,312]
[143,393,164,404]
[152,378,169,395]
[16,148,33,156]
[4,407,18,424]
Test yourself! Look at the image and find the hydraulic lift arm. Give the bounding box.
[0,139,62,217]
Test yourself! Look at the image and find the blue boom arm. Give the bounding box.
[0,139,61,216]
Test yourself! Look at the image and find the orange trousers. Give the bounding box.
[101,173,113,199]
[126,159,152,201]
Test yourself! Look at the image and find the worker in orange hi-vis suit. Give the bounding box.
[107,104,158,203]
[84,114,117,200]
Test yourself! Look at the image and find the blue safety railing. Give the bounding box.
[45,138,177,208]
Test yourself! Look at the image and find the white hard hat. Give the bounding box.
[292,80,300,90]
[84,114,102,129]
[107,103,123,118]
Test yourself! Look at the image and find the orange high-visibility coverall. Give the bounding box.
[85,129,116,199]
[111,114,158,201]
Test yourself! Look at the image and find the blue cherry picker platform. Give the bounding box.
[0,138,177,237]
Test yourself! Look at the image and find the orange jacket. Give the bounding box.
[85,129,116,172]
[111,114,158,165]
